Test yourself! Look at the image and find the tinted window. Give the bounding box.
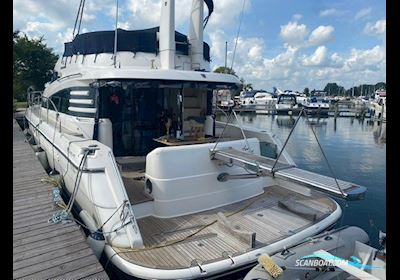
[49,90,70,113]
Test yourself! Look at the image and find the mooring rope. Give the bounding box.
[104,193,265,269]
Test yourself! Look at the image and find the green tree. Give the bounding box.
[234,77,253,95]
[213,66,237,76]
[323,82,345,96]
[13,31,59,101]
[303,87,310,96]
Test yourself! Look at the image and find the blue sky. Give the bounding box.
[13,0,386,91]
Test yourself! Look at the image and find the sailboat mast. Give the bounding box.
[113,0,119,68]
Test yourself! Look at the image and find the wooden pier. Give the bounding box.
[13,119,109,280]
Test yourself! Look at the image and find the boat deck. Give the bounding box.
[113,185,337,270]
[13,119,109,280]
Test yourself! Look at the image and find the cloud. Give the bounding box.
[364,19,386,36]
[208,29,230,61]
[280,21,309,47]
[206,0,252,29]
[330,53,344,68]
[344,45,385,71]
[319,8,346,17]
[292,14,303,21]
[354,7,372,20]
[308,25,334,46]
[24,21,64,34]
[301,46,328,66]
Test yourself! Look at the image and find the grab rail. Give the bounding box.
[27,89,62,174]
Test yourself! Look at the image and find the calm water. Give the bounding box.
[218,113,386,248]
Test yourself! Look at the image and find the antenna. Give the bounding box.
[230,0,246,71]
[113,0,119,68]
[72,0,85,39]
[224,41,228,72]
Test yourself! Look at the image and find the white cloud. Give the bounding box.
[24,21,64,34]
[330,53,344,68]
[208,29,230,61]
[364,19,386,36]
[344,45,385,71]
[118,21,131,30]
[301,46,328,66]
[280,21,309,47]
[320,8,346,17]
[292,14,303,21]
[206,0,252,29]
[127,0,162,27]
[308,25,334,46]
[354,7,372,20]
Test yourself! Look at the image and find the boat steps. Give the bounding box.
[210,148,366,200]
[122,177,154,205]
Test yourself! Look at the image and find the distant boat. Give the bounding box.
[369,89,386,121]
[275,93,299,115]
[303,96,330,116]
[239,89,259,109]
[216,89,234,109]
[254,90,277,114]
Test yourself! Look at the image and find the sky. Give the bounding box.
[13,0,386,92]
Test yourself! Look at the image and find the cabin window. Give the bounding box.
[97,79,237,156]
[278,95,297,105]
[48,87,95,117]
[67,88,96,118]
[49,89,70,113]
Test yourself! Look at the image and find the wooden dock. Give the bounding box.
[13,119,109,280]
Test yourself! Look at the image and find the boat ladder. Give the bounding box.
[210,147,366,201]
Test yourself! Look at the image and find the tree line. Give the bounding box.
[13,31,59,101]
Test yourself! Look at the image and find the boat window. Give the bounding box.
[49,89,70,113]
[278,95,297,105]
[48,87,95,117]
[97,79,237,156]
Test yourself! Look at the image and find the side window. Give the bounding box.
[60,90,70,113]
[49,95,61,111]
[49,90,70,113]
[41,98,48,109]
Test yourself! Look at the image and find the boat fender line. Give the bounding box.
[48,148,90,225]
[258,254,283,278]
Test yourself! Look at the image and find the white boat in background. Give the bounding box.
[24,0,367,278]
[303,96,330,116]
[216,89,234,109]
[275,93,300,115]
[254,90,277,114]
[239,90,258,109]
[369,89,386,121]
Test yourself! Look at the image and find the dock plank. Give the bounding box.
[13,119,109,279]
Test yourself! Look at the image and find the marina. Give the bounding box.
[219,98,377,119]
[12,0,386,279]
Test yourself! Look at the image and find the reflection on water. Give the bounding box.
[275,116,295,127]
[217,113,386,247]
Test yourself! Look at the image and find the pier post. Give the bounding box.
[334,103,338,118]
